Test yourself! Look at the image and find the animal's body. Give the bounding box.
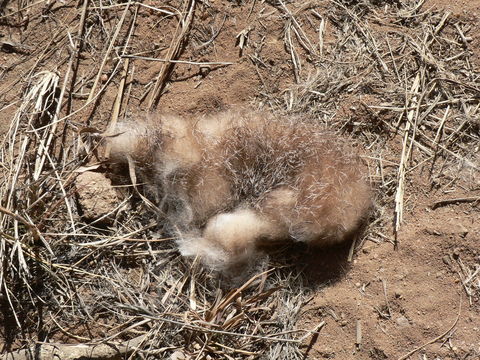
[108,110,372,270]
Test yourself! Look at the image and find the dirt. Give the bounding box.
[1,0,479,359]
[426,0,480,67]
[301,196,480,359]
[75,171,119,224]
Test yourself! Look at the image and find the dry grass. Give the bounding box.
[0,0,479,359]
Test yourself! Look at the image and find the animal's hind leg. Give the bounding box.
[178,187,296,269]
[198,206,288,268]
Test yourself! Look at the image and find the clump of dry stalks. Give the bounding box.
[0,0,479,359]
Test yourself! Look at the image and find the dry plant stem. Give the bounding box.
[300,321,326,359]
[394,73,421,248]
[91,2,175,15]
[113,5,138,124]
[433,105,449,144]
[277,0,317,81]
[331,0,388,72]
[147,0,196,109]
[355,320,362,349]
[431,197,480,209]
[278,0,316,56]
[1,236,113,280]
[32,0,88,180]
[285,24,301,83]
[315,12,325,56]
[0,0,49,19]
[368,98,475,112]
[373,107,479,172]
[347,236,356,262]
[121,62,136,119]
[29,6,88,231]
[0,334,147,360]
[0,206,41,242]
[104,58,130,158]
[122,55,233,66]
[31,73,60,181]
[49,315,92,342]
[23,60,124,128]
[144,315,301,343]
[33,138,77,233]
[206,269,274,322]
[100,319,152,343]
[86,1,132,103]
[66,0,90,115]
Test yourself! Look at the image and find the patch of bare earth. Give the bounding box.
[1,0,479,359]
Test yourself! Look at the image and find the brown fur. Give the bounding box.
[107,110,372,270]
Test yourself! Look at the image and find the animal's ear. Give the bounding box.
[77,126,107,162]
[104,122,150,162]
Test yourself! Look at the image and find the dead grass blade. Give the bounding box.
[147,0,196,109]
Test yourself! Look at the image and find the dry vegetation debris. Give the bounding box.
[0,0,479,359]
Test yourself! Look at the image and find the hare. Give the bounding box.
[107,110,372,271]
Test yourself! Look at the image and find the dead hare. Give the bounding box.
[107,110,372,272]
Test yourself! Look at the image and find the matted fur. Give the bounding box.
[107,110,372,270]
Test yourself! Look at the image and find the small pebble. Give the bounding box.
[442,256,452,266]
[395,315,410,328]
[170,351,186,360]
